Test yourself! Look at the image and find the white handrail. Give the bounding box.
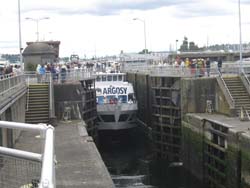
[40,125,55,188]
[0,121,56,188]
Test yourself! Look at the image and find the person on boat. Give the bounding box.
[103,95,107,104]
[109,97,114,104]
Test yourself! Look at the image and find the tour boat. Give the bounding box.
[95,72,137,130]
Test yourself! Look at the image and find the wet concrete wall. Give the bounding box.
[127,73,151,127]
[181,77,231,116]
[239,133,250,188]
[54,82,97,139]
[182,115,204,182]
[182,114,250,188]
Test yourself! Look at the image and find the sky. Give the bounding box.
[0,0,250,58]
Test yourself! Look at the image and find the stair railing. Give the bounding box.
[218,72,235,108]
[240,71,250,96]
[243,71,250,86]
[48,73,55,119]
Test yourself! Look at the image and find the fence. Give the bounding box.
[0,74,26,104]
[122,62,250,77]
[0,121,55,188]
[25,69,96,84]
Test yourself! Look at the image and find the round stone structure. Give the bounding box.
[23,42,56,71]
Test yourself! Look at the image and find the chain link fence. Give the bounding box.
[0,154,41,188]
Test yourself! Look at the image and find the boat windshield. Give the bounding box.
[97,95,127,104]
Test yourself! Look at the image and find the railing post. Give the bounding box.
[40,125,55,188]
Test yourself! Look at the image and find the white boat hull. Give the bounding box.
[97,103,137,130]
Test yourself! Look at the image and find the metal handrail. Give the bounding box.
[0,121,55,188]
[0,74,26,99]
[49,73,54,118]
[218,71,235,108]
[122,62,250,77]
[242,71,250,86]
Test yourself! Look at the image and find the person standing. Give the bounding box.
[217,57,223,74]
[39,65,46,82]
[206,58,211,77]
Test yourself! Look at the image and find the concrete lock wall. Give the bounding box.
[53,83,97,139]
[127,73,151,127]
[182,114,250,188]
[54,84,84,120]
[181,77,231,116]
[239,133,250,188]
[226,129,241,188]
[182,114,204,182]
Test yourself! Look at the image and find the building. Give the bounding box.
[22,42,56,71]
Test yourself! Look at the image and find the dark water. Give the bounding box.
[98,128,202,188]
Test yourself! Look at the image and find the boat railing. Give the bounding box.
[97,102,137,111]
[0,121,55,188]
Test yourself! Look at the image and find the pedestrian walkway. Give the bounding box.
[15,120,115,188]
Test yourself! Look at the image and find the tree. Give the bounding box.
[189,42,199,51]
[139,49,149,54]
[180,36,188,52]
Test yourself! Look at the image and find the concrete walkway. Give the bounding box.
[15,120,115,188]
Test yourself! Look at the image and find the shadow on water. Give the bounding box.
[98,128,203,188]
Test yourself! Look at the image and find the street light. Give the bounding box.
[26,17,50,41]
[175,39,178,54]
[133,18,147,54]
[238,0,243,72]
[18,0,23,70]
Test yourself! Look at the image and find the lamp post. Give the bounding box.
[26,17,50,41]
[18,0,23,70]
[175,39,178,54]
[238,0,243,72]
[133,18,147,54]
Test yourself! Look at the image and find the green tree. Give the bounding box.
[180,36,188,52]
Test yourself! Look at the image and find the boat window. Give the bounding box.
[102,75,107,81]
[107,75,112,81]
[97,96,104,104]
[107,95,118,104]
[96,76,101,82]
[128,114,136,121]
[118,95,127,103]
[113,75,117,81]
[100,115,115,122]
[119,114,129,122]
[118,75,123,81]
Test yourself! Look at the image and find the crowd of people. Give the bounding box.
[0,64,22,79]
[35,62,94,83]
[171,57,223,77]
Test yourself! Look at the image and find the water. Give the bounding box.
[98,128,202,188]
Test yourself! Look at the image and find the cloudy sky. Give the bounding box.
[0,0,250,58]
